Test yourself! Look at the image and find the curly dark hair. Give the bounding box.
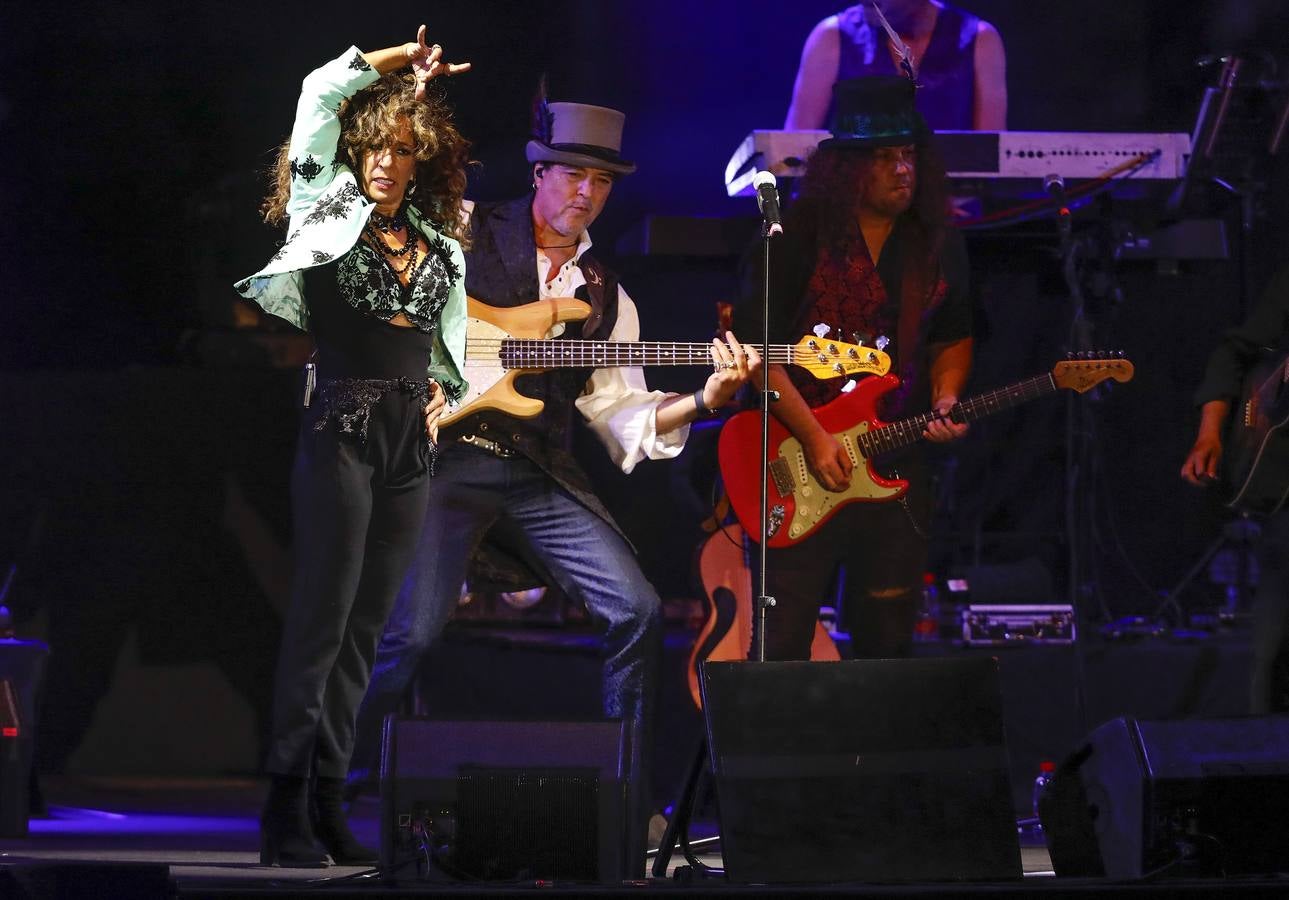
[262,71,471,247]
[796,140,948,262]
[786,140,953,364]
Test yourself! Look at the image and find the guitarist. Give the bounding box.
[1182,264,1289,713]
[737,75,972,660]
[349,98,760,837]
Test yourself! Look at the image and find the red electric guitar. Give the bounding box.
[719,356,1135,548]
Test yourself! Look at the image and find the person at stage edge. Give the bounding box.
[233,28,471,867]
[785,0,1006,132]
[738,75,972,660]
[1181,263,1289,714]
[349,99,761,842]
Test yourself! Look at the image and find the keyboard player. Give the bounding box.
[785,1,1007,132]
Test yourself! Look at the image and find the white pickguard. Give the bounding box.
[776,422,901,541]
[441,316,562,426]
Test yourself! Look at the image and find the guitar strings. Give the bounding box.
[464,339,873,367]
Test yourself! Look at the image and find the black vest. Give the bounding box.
[451,194,624,533]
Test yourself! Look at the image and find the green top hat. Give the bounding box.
[819,76,929,150]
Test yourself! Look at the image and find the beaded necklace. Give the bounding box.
[369,208,410,233]
[364,217,421,276]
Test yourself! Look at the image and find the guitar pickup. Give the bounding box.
[768,458,794,496]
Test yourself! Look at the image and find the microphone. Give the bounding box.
[1044,172,1072,240]
[753,170,784,237]
[1043,172,1066,202]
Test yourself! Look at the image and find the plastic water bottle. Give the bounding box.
[818,605,838,635]
[1032,760,1057,820]
[913,573,940,642]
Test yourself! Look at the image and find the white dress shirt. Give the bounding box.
[536,231,689,473]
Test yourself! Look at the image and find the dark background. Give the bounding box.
[2,0,1289,776]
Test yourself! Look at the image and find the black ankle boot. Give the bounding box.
[312,776,378,866]
[260,774,328,868]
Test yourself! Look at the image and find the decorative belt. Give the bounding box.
[459,433,520,459]
[311,376,430,444]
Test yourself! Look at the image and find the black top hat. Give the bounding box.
[818,76,928,150]
[526,102,637,175]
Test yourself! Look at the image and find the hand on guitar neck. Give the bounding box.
[722,355,1134,548]
[445,296,892,427]
[767,365,969,495]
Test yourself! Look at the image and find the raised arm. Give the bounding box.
[284,47,379,219]
[286,26,469,220]
[362,24,471,97]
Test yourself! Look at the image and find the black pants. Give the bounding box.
[1252,509,1289,714]
[760,460,930,661]
[264,387,431,779]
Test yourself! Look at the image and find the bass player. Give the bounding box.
[348,97,761,842]
[736,74,972,660]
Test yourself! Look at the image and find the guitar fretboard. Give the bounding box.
[856,373,1057,457]
[469,339,808,368]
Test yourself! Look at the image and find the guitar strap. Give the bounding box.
[574,251,617,341]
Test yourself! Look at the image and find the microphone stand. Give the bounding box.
[754,218,779,662]
[1059,207,1093,738]
[652,199,782,883]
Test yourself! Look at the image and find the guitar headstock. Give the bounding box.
[1052,353,1135,393]
[793,336,892,380]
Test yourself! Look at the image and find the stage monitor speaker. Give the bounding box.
[0,639,47,839]
[700,659,1021,883]
[378,717,628,884]
[1039,715,1289,879]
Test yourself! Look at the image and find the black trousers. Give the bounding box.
[264,388,431,779]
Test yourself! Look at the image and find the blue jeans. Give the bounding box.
[351,443,662,787]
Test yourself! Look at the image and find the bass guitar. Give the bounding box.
[441,297,891,427]
[1226,348,1289,516]
[719,356,1135,547]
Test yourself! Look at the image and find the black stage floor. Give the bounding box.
[3,777,1287,898]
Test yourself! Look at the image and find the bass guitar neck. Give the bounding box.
[442,296,891,427]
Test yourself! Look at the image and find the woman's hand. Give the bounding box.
[700,331,762,411]
[424,380,446,443]
[405,25,471,100]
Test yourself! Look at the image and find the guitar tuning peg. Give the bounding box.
[851,332,870,346]
[813,322,831,338]
[875,335,890,351]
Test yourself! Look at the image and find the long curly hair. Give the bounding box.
[261,71,471,247]
[790,140,952,372]
[795,140,948,262]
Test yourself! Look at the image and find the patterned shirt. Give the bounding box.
[336,231,461,333]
